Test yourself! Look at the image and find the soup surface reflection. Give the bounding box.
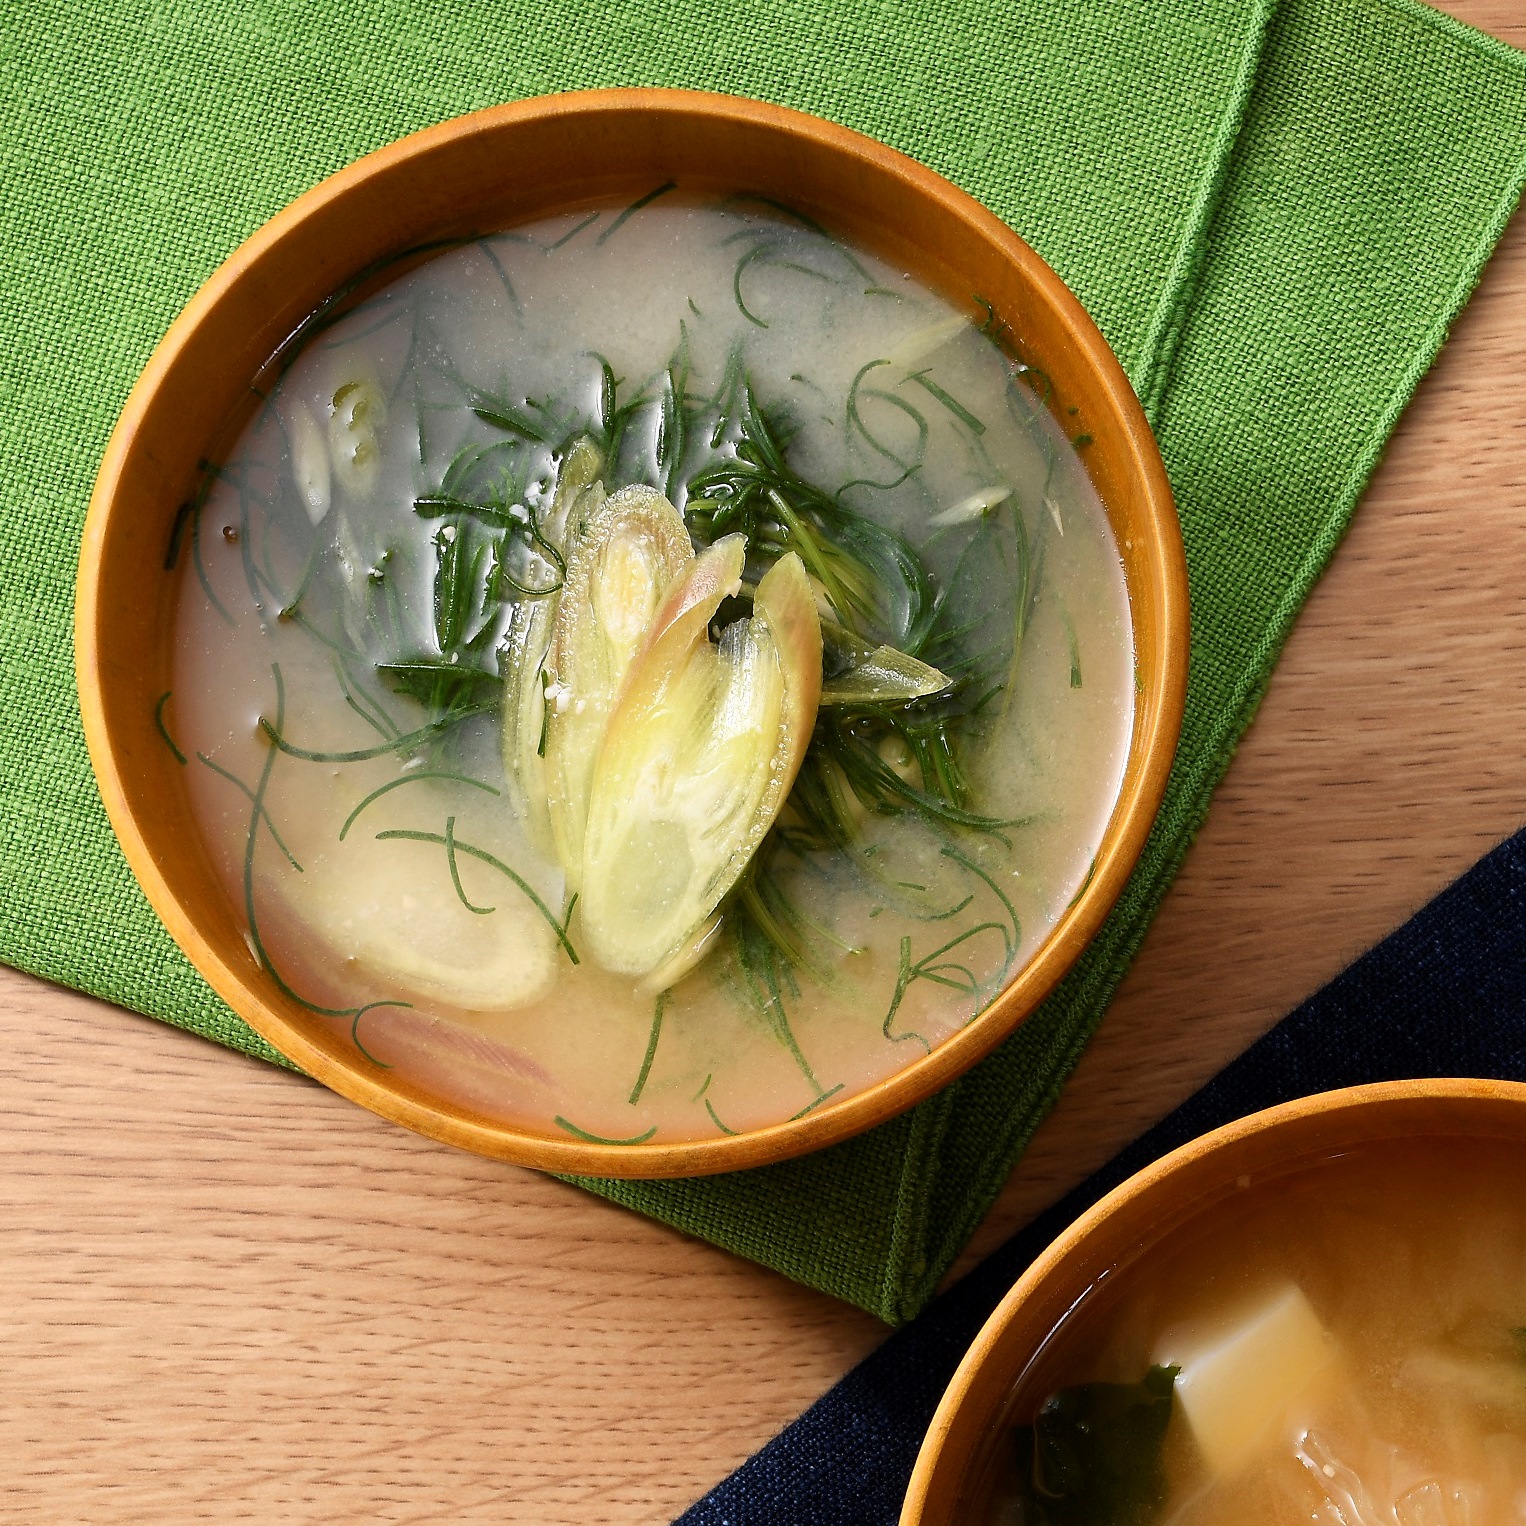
[170,194,1133,1144]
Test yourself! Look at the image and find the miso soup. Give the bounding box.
[167,191,1133,1144]
[972,1137,1526,1524]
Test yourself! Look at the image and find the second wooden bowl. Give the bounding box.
[901,1077,1526,1522]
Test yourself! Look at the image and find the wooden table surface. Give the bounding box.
[6,5,1524,1518]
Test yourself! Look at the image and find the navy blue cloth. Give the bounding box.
[678,826,1526,1525]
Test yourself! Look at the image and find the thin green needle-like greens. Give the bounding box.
[552,1116,658,1145]
[374,826,580,964]
[193,205,1072,1090]
[338,769,500,841]
[235,666,417,1049]
[153,691,187,765]
[626,993,668,1105]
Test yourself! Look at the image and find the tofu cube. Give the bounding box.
[1152,1283,1338,1476]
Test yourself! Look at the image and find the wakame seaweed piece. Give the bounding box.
[1008,1365,1179,1526]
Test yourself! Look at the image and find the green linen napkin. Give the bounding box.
[2,0,1522,1323]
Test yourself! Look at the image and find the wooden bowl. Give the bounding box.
[76,89,1188,1179]
[901,1077,1526,1522]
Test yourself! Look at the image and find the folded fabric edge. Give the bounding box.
[562,1091,952,1313]
[1131,0,1279,421]
[569,0,1286,1323]
[870,0,1286,1325]
[889,8,1526,1321]
[905,829,1189,1319]
[1385,0,1526,68]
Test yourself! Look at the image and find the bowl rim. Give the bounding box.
[76,86,1189,1178]
[899,1075,1526,1522]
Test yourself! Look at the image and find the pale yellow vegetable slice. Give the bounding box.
[1153,1283,1340,1477]
[884,313,969,371]
[820,641,951,705]
[500,594,560,855]
[925,483,1011,528]
[538,436,603,548]
[288,400,331,525]
[540,483,693,885]
[327,378,386,499]
[579,547,823,984]
[500,445,606,854]
[815,614,951,705]
[279,827,558,1013]
[756,550,827,806]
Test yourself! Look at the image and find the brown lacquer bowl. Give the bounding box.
[76,90,1188,1178]
[901,1078,1526,1523]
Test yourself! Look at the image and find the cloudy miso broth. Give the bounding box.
[169,194,1133,1143]
[972,1138,1526,1524]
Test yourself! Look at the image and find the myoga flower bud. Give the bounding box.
[578,547,823,987]
[500,441,607,855]
[539,483,693,884]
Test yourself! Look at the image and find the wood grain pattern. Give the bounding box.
[0,964,884,1522]
[4,4,1521,1518]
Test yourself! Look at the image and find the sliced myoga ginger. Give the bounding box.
[578,544,822,985]
[539,483,695,886]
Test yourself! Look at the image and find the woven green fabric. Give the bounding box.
[3,1,1523,1323]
